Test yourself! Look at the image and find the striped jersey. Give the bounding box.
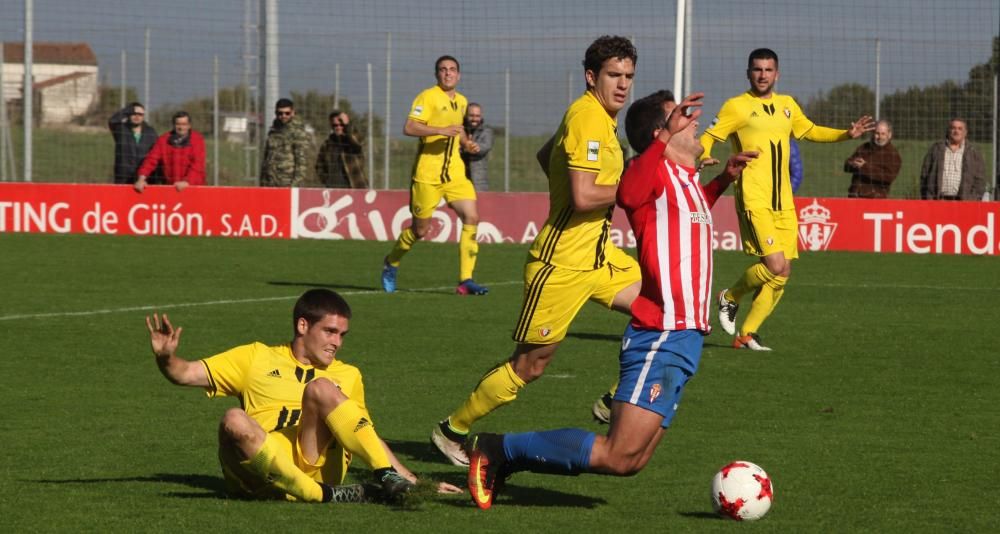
[408,85,468,184]
[700,91,846,211]
[529,91,624,270]
[618,139,723,332]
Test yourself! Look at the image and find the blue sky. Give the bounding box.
[2,0,997,134]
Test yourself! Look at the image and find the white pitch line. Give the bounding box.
[0,280,522,322]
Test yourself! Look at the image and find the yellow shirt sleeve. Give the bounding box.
[201,343,256,398]
[701,98,743,158]
[564,108,603,173]
[408,90,430,124]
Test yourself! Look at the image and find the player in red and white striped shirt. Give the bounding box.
[465,91,757,509]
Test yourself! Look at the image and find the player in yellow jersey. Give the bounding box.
[700,48,874,351]
[143,289,460,503]
[431,36,687,465]
[381,55,488,296]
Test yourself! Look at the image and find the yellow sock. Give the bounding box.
[728,262,773,302]
[242,433,324,502]
[448,362,526,433]
[458,224,479,281]
[740,274,787,336]
[386,227,418,267]
[606,379,619,398]
[325,400,391,470]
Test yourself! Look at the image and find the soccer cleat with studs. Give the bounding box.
[591,392,612,424]
[376,468,414,503]
[717,290,738,335]
[456,278,489,296]
[381,259,398,293]
[466,433,509,510]
[319,482,372,504]
[431,420,470,466]
[733,332,772,351]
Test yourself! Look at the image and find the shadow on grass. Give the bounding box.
[32,473,227,499]
[437,483,607,509]
[268,280,378,292]
[385,438,456,464]
[677,511,726,520]
[566,332,621,342]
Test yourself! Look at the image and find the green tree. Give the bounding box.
[803,83,875,128]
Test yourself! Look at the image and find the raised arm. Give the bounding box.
[145,313,209,387]
[702,151,758,206]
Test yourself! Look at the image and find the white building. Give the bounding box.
[2,42,99,124]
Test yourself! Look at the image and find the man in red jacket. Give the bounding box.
[135,111,206,193]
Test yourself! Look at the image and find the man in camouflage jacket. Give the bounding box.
[261,98,313,187]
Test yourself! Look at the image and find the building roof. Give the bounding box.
[34,71,92,90]
[3,42,98,66]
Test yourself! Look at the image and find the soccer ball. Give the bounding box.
[711,461,773,521]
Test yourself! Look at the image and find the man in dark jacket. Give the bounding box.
[920,118,987,200]
[315,111,368,189]
[845,119,902,199]
[108,102,158,185]
[261,98,313,187]
[460,103,493,191]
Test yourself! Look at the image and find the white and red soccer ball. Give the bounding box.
[711,461,773,521]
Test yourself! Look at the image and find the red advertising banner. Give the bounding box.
[3,183,998,255]
[0,183,291,238]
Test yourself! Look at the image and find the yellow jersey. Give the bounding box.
[529,91,624,270]
[201,342,368,432]
[700,91,847,211]
[408,85,468,184]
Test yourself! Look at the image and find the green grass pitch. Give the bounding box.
[1,232,997,532]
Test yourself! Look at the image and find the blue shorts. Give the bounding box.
[613,325,704,428]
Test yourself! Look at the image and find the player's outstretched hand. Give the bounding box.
[146,313,182,359]
[665,92,705,135]
[849,115,876,138]
[719,151,759,183]
[436,481,463,494]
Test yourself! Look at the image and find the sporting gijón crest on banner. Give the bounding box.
[797,199,837,251]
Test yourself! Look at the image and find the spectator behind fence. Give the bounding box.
[261,98,312,187]
[920,118,987,201]
[845,119,901,199]
[108,102,158,185]
[461,103,494,191]
[134,111,206,193]
[315,110,368,189]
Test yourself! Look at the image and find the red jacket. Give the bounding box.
[138,130,206,185]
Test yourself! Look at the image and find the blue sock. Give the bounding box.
[503,428,596,475]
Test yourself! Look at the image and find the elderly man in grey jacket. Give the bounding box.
[461,103,494,191]
[919,118,987,201]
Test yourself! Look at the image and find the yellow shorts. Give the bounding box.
[410,179,477,219]
[512,246,640,344]
[218,425,350,500]
[739,208,799,259]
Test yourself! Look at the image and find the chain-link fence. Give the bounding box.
[1,0,997,198]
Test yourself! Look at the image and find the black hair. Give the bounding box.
[583,36,637,77]
[747,48,779,69]
[293,289,352,330]
[435,55,460,73]
[171,111,190,123]
[275,98,294,110]
[625,90,675,154]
